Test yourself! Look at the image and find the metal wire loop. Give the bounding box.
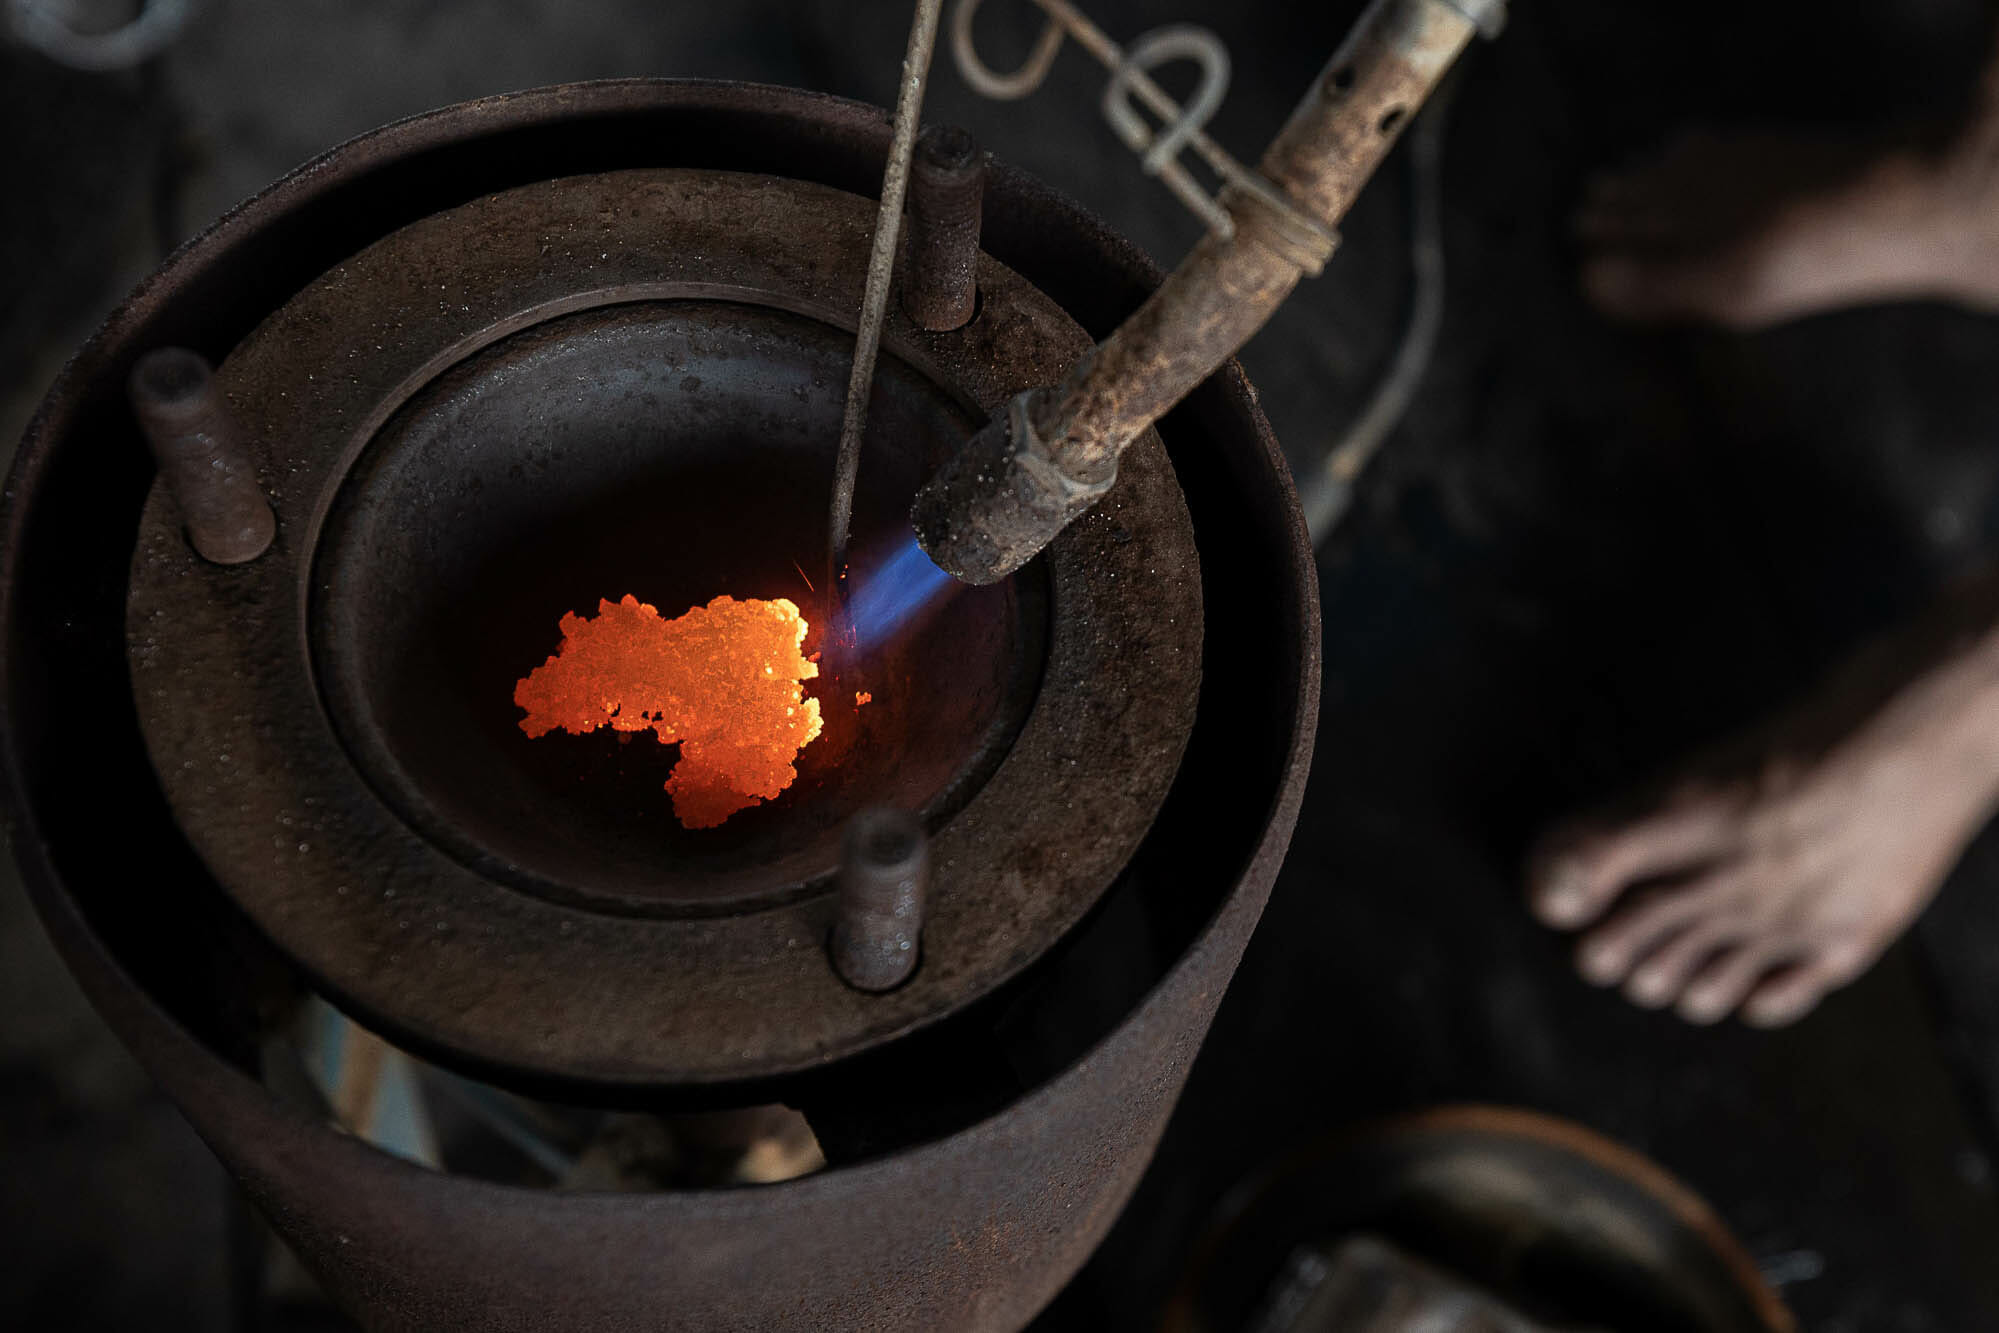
[950,0,1065,100]
[7,0,193,71]
[1102,25,1230,175]
[1101,24,1234,235]
[950,0,1337,264]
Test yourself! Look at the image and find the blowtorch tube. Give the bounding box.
[912,0,1494,585]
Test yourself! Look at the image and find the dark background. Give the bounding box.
[6,0,1999,1328]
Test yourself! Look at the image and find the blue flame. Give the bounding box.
[844,534,956,651]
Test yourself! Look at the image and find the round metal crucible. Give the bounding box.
[125,168,1202,1089]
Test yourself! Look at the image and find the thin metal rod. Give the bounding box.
[829,0,946,597]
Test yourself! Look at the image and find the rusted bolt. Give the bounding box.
[129,348,276,564]
[900,124,985,332]
[830,807,929,992]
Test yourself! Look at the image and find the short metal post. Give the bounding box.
[129,348,276,565]
[831,807,929,992]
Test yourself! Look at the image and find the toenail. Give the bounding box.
[1677,990,1729,1024]
[1536,869,1593,926]
[1539,889,1583,926]
[1627,970,1673,1007]
[1742,1000,1791,1029]
[1822,941,1868,980]
[1578,945,1623,985]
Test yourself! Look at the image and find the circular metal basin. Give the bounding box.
[125,169,1203,1088]
[314,300,1043,916]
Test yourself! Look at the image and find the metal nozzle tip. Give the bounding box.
[910,390,1114,586]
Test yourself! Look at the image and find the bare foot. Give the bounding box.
[1576,125,1999,329]
[1528,601,1999,1026]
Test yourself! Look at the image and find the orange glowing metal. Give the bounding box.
[514,593,824,830]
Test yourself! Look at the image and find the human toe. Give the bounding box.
[1529,851,1610,928]
[1675,945,1773,1024]
[1574,174,1683,243]
[1740,937,1877,1027]
[1582,253,1686,322]
[1623,926,1724,1009]
[1532,801,1738,930]
[1739,962,1832,1028]
[1574,889,1707,987]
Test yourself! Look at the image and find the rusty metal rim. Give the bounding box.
[1413,1106,1797,1333]
[124,167,1203,1089]
[1161,1103,1797,1333]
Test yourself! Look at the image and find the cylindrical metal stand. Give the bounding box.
[831,807,930,992]
[902,125,986,332]
[129,348,276,565]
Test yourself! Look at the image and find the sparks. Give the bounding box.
[514,593,824,829]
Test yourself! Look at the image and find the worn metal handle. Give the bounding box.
[916,0,1496,584]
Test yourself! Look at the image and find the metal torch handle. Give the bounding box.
[1032,0,1488,481]
[912,0,1500,584]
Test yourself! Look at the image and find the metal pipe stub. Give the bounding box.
[831,807,929,992]
[128,348,276,565]
[913,0,1486,584]
[901,124,986,332]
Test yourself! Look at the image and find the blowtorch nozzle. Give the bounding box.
[910,388,1116,585]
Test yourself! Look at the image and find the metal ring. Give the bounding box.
[949,0,1065,100]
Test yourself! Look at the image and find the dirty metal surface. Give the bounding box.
[319,299,1039,915]
[3,81,1317,1332]
[125,166,1203,1090]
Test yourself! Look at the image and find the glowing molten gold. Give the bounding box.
[514,593,824,829]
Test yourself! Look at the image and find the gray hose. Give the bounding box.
[1301,76,1457,545]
